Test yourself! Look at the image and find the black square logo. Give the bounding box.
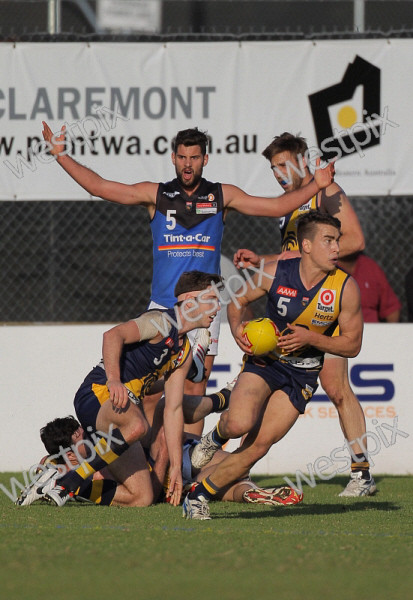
[309,56,381,161]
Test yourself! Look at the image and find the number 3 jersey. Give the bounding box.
[266,257,350,370]
[150,178,225,307]
[74,308,191,412]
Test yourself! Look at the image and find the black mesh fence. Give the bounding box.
[1,196,411,322]
[0,0,412,322]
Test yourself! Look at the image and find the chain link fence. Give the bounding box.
[1,0,412,321]
[1,197,411,322]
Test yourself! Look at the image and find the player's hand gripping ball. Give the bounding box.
[242,318,280,355]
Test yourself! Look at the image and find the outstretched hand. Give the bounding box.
[42,121,67,157]
[313,157,335,190]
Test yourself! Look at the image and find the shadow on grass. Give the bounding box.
[215,500,401,520]
[251,474,388,488]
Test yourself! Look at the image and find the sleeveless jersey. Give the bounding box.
[266,258,349,370]
[150,178,225,306]
[279,194,318,251]
[89,308,191,404]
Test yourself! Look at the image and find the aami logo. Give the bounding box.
[277,286,297,297]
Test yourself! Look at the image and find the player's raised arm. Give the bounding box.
[223,158,334,217]
[42,121,157,208]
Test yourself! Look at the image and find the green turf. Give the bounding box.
[1,473,412,600]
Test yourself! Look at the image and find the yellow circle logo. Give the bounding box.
[337,105,358,129]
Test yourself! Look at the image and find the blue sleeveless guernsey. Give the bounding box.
[150,178,224,306]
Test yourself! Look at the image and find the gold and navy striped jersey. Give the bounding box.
[266,258,349,370]
[279,194,318,252]
[83,308,191,406]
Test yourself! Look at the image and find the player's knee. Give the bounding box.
[319,373,345,407]
[132,489,154,507]
[323,385,344,407]
[127,418,149,443]
[221,414,250,439]
[123,488,154,507]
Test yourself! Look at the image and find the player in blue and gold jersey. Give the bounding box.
[42,122,335,439]
[17,270,222,509]
[185,211,365,519]
[234,132,374,498]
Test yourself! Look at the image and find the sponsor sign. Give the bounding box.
[0,41,409,199]
[0,322,411,474]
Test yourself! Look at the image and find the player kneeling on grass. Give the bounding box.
[184,211,366,520]
[16,270,224,508]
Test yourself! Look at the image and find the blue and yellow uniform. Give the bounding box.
[243,258,349,413]
[279,194,318,251]
[150,178,224,307]
[74,308,191,429]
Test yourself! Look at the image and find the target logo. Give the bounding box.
[320,289,335,305]
[317,288,336,313]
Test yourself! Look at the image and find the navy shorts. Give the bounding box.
[73,368,108,432]
[242,355,319,414]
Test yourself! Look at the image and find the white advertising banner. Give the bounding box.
[0,323,411,485]
[0,40,409,200]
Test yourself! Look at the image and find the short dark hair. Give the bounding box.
[174,270,223,298]
[172,128,209,155]
[262,132,308,162]
[296,210,341,251]
[40,416,80,455]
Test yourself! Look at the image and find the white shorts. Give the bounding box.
[147,300,221,356]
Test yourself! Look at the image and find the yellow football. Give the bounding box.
[242,317,279,355]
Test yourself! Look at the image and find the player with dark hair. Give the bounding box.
[16,270,222,508]
[18,405,302,509]
[234,132,375,497]
[41,123,335,437]
[185,211,365,519]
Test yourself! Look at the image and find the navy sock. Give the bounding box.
[188,477,220,501]
[209,388,231,413]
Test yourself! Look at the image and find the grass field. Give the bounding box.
[1,472,412,600]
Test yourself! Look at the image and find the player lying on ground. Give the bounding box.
[16,402,302,508]
[183,211,365,520]
[16,270,222,507]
